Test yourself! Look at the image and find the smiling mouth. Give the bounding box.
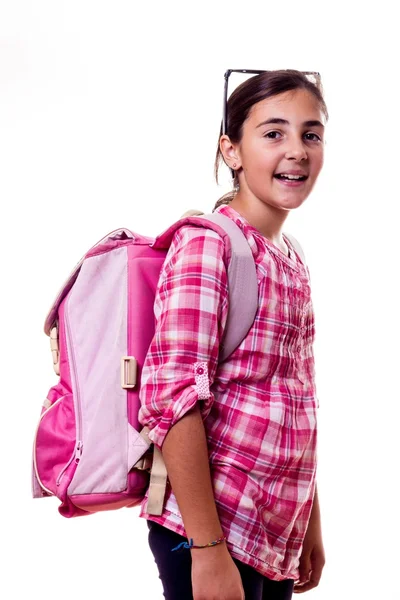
[273,174,308,181]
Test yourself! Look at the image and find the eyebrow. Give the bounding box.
[256,118,325,129]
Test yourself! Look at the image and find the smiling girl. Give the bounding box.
[139,69,328,600]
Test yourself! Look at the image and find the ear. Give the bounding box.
[219,135,242,170]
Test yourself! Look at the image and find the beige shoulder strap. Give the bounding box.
[146,445,168,515]
[284,233,306,264]
[136,428,168,516]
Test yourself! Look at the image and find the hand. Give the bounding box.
[191,544,245,600]
[293,524,325,594]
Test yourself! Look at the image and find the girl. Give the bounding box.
[138,69,328,600]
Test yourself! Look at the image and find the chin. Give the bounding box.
[273,195,307,211]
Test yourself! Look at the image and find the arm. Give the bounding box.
[139,227,244,599]
[162,404,223,544]
[163,405,244,600]
[139,227,229,446]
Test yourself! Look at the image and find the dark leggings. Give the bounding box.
[147,521,294,600]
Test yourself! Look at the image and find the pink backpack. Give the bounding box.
[32,212,259,518]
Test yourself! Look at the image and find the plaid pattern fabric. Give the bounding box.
[138,205,318,582]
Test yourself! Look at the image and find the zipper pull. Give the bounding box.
[75,441,83,463]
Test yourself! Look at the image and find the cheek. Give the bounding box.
[243,143,276,176]
[243,162,275,187]
[312,147,325,171]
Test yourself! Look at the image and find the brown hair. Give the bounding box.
[214,69,329,208]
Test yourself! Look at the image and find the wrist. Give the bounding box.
[171,531,226,552]
[190,539,229,562]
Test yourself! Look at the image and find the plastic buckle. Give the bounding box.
[121,356,137,389]
[50,326,60,376]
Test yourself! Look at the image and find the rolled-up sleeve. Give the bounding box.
[138,226,229,449]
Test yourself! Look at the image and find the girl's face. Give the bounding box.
[229,88,325,212]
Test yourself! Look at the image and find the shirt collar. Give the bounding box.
[214,203,301,270]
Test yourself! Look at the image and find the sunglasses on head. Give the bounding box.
[222,69,322,136]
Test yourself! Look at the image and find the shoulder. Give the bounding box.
[157,224,229,295]
[155,225,229,304]
[172,224,226,246]
[167,224,228,266]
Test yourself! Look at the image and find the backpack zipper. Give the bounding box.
[74,440,83,463]
[64,298,83,466]
[56,440,82,486]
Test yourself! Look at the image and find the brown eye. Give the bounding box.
[264,131,282,139]
[304,133,321,142]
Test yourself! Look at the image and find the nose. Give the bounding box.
[284,137,308,161]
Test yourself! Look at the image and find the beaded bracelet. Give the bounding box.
[171,535,227,552]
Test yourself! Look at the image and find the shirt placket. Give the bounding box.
[292,269,310,384]
[296,304,309,384]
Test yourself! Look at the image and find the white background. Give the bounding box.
[1,1,399,599]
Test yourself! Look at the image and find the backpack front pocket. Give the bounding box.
[33,392,78,497]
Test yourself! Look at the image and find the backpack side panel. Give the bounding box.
[32,294,86,516]
[127,245,167,433]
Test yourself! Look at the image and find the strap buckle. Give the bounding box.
[50,326,60,376]
[121,356,137,389]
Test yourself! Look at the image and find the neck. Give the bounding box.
[229,191,290,247]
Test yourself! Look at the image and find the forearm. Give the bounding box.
[307,483,322,537]
[161,404,223,544]
[310,484,320,521]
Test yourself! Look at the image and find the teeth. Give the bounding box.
[277,174,305,180]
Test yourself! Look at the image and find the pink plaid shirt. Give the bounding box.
[138,204,318,582]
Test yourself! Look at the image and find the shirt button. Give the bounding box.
[196,367,204,375]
